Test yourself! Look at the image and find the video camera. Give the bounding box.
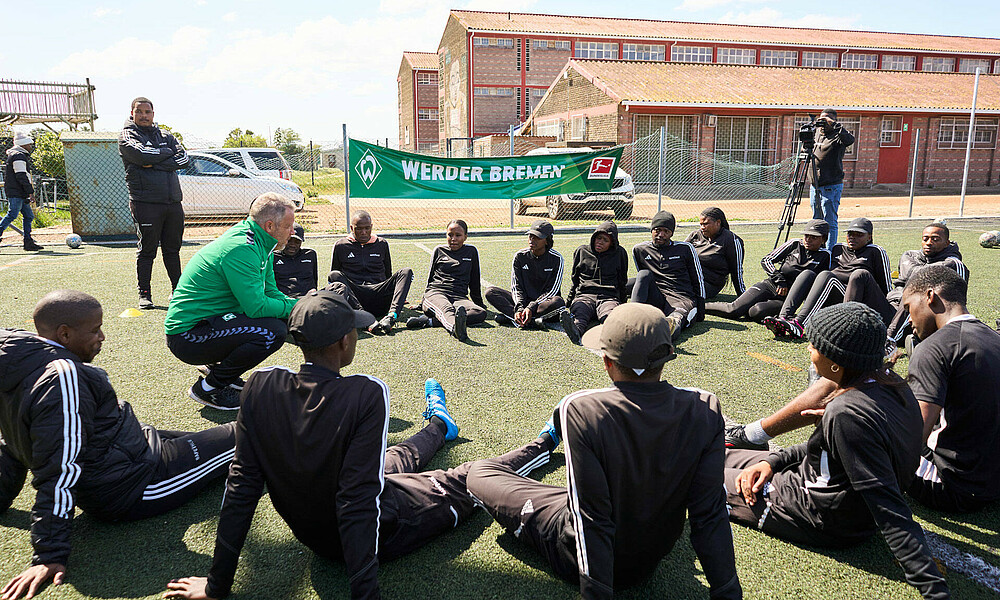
[798,116,820,149]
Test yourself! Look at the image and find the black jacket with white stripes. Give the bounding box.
[118,119,189,204]
[685,228,746,297]
[761,239,832,288]
[888,242,968,303]
[568,221,629,304]
[831,242,892,294]
[207,364,390,600]
[0,329,159,567]
[631,239,705,301]
[510,247,564,313]
[425,244,484,306]
[551,381,741,600]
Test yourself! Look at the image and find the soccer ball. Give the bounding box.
[979,231,1000,249]
[66,234,83,249]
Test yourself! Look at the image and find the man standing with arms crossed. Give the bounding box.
[119,97,189,309]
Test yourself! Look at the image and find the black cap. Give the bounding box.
[527,219,554,240]
[802,219,830,239]
[846,217,873,235]
[651,210,675,232]
[290,224,304,241]
[288,290,376,349]
[581,303,673,373]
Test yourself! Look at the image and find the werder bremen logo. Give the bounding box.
[355,149,383,189]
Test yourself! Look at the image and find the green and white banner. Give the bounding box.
[347,138,624,199]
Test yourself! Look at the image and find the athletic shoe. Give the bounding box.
[453,306,468,341]
[195,365,244,390]
[494,313,515,326]
[188,377,241,411]
[406,315,431,329]
[423,378,458,441]
[762,316,790,339]
[378,314,396,332]
[538,418,560,449]
[560,311,581,345]
[532,317,546,329]
[23,238,43,251]
[367,320,384,335]
[784,317,805,340]
[724,423,769,451]
[138,295,154,310]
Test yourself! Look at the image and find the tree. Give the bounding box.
[273,127,304,155]
[159,124,184,144]
[223,128,267,148]
[28,128,65,178]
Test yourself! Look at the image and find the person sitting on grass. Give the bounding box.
[163,290,555,600]
[561,221,628,345]
[724,302,949,600]
[0,290,236,600]
[630,210,705,336]
[272,224,317,298]
[763,217,891,340]
[467,303,742,600]
[486,219,566,331]
[684,207,746,300]
[706,219,831,322]
[406,219,487,342]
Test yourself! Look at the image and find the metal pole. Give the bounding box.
[657,125,665,213]
[309,140,314,186]
[509,124,515,228]
[908,128,920,218]
[342,124,350,232]
[959,67,981,217]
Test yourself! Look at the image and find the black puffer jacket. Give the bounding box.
[568,221,629,303]
[0,330,157,566]
[118,119,189,204]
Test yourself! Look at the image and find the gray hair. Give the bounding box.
[249,192,295,227]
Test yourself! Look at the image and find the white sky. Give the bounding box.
[6,0,999,147]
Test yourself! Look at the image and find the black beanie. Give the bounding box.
[806,302,886,372]
[651,210,675,231]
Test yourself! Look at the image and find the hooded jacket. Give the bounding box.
[118,119,189,204]
[808,121,855,187]
[0,330,158,567]
[3,146,34,199]
[568,221,629,304]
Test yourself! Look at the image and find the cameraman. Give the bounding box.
[808,108,854,251]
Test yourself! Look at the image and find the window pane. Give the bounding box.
[922,57,955,72]
[671,45,713,63]
[842,53,878,69]
[802,52,838,68]
[959,58,991,73]
[718,48,756,65]
[212,151,245,167]
[760,50,797,66]
[881,55,916,71]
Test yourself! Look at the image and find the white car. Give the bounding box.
[199,147,292,180]
[516,146,635,220]
[179,152,304,216]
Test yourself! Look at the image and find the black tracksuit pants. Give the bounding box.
[485,287,566,323]
[569,294,619,335]
[130,201,184,297]
[705,279,782,321]
[780,270,850,323]
[907,453,989,513]
[327,268,414,319]
[122,422,236,520]
[166,313,287,387]
[377,425,551,561]
[420,291,487,333]
[628,270,697,325]
[843,271,912,341]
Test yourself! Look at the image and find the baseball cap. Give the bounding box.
[527,219,554,240]
[802,219,830,239]
[581,303,674,373]
[846,217,873,235]
[290,224,305,241]
[287,290,376,349]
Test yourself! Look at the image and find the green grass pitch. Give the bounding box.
[1,219,998,599]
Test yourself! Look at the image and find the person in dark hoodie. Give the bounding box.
[0,290,235,600]
[485,219,565,331]
[118,97,189,310]
[685,207,746,300]
[272,224,317,298]
[562,221,628,344]
[1,131,43,251]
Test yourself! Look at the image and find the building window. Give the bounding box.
[922,57,955,72]
[536,119,561,137]
[996,59,1000,74]
[531,88,546,97]
[938,117,999,149]
[713,116,778,182]
[417,142,439,153]
[472,37,488,47]
[473,87,513,96]
[959,58,991,73]
[802,52,838,68]
[417,109,439,120]
[473,38,513,48]
[671,45,713,63]
[842,53,878,69]
[623,43,665,61]
[532,39,569,50]
[795,114,860,159]
[633,115,697,184]
[882,55,916,71]
[880,116,903,147]
[416,72,438,85]
[570,116,586,141]
[574,41,618,59]
[717,48,756,65]
[760,50,798,66]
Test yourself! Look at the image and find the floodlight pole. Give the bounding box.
[908,128,920,218]
[657,126,665,213]
[509,123,516,228]
[342,124,350,232]
[959,67,981,217]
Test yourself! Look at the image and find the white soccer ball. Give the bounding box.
[66,234,83,249]
[979,230,1000,249]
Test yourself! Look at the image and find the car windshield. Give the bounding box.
[209,151,246,168]
[185,157,230,176]
[248,152,288,171]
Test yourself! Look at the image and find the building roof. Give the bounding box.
[564,60,1000,113]
[402,51,439,70]
[451,10,1000,55]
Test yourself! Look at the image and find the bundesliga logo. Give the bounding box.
[587,157,615,180]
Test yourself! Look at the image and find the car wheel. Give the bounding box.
[613,201,633,220]
[547,195,570,220]
[514,199,528,215]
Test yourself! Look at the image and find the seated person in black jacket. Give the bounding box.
[272,224,317,298]
[725,303,949,600]
[685,207,746,300]
[0,290,235,600]
[485,219,565,330]
[562,220,628,345]
[164,290,553,600]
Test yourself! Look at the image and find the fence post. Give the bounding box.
[342,125,350,232]
[310,140,315,186]
[960,67,981,217]
[657,126,665,213]
[908,128,920,218]
[509,124,515,228]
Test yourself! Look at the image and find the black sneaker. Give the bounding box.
[494,313,515,326]
[560,311,581,344]
[367,320,384,335]
[195,365,244,390]
[23,238,43,251]
[724,424,769,451]
[378,314,396,332]
[406,315,431,329]
[138,295,154,310]
[762,316,788,339]
[188,377,241,410]
[453,306,468,341]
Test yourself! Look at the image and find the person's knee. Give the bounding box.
[484,286,503,302]
[635,269,652,283]
[848,269,873,284]
[397,267,414,281]
[327,270,347,284]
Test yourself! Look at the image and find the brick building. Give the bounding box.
[397,52,440,153]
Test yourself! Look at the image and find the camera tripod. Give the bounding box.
[774,142,817,249]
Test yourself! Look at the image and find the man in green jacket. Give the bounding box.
[165,193,299,410]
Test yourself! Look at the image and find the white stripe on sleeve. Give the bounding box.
[52,360,83,519]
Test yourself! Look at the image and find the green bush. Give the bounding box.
[28,129,65,178]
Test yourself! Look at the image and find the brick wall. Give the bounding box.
[397,61,415,151]
[439,16,470,145]
[525,43,571,87]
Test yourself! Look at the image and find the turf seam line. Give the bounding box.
[923,530,1000,593]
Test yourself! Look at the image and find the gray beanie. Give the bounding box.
[805,302,886,372]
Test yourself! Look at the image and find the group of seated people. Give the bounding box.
[1,191,997,600]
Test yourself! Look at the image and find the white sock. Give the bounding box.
[201,379,216,392]
[744,420,772,445]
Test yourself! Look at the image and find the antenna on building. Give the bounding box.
[508,12,511,19]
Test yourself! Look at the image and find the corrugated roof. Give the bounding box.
[402,51,439,70]
[566,60,1000,112]
[452,10,1000,55]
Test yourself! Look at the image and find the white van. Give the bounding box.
[179,152,304,216]
[200,148,292,180]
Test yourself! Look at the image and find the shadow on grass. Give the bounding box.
[389,417,413,433]
[911,501,1000,565]
[0,507,30,531]
[198,407,240,425]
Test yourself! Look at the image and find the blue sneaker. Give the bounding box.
[538,418,560,449]
[423,378,458,441]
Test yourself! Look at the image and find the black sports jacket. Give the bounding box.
[118,119,188,204]
[509,247,564,313]
[631,240,705,301]
[761,240,832,288]
[331,236,393,285]
[809,121,855,187]
[830,242,892,293]
[425,244,484,306]
[568,221,629,304]
[3,146,34,198]
[685,228,746,296]
[273,247,318,298]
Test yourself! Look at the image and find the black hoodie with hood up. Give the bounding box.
[568,221,629,305]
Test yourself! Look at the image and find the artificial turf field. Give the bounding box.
[1,218,999,600]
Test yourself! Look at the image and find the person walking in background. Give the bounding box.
[1,132,43,251]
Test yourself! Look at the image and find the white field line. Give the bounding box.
[0,257,33,272]
[413,242,494,289]
[923,530,1000,593]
